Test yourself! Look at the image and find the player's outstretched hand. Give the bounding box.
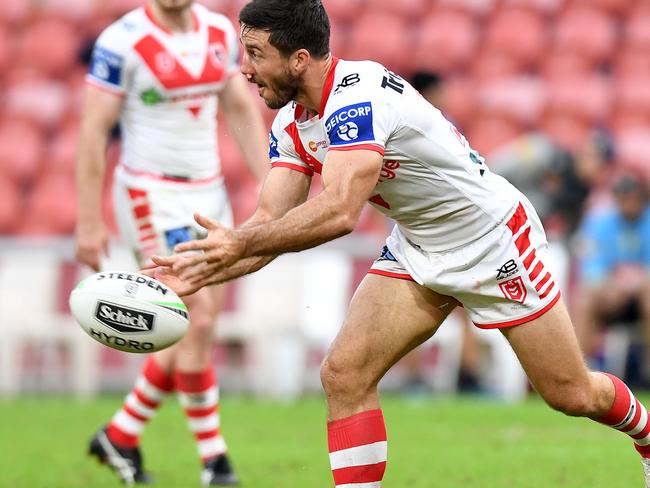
[171,213,246,275]
[141,260,203,297]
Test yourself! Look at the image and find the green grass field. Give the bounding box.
[0,394,646,487]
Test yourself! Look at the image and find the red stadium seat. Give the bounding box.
[538,111,591,152]
[483,6,547,70]
[613,48,650,81]
[465,112,523,159]
[437,76,478,130]
[18,173,77,236]
[502,0,563,14]
[436,0,497,17]
[322,0,365,23]
[471,48,521,83]
[613,77,650,130]
[412,10,479,74]
[0,0,34,26]
[369,0,430,19]
[0,25,13,74]
[623,12,650,51]
[614,128,650,178]
[541,51,596,81]
[552,7,618,66]
[346,14,411,74]
[16,19,79,78]
[47,121,80,177]
[0,177,20,234]
[568,0,634,16]
[39,0,100,22]
[4,78,70,131]
[545,74,612,124]
[476,76,546,125]
[0,119,45,186]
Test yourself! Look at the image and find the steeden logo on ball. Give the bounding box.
[94,300,156,334]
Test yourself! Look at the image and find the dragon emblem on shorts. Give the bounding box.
[499,276,527,304]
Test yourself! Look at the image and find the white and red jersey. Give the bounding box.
[87,3,239,180]
[269,58,520,252]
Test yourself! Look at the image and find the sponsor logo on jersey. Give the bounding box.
[269,131,280,158]
[308,140,328,152]
[334,73,360,94]
[499,277,527,304]
[325,102,374,146]
[94,301,156,334]
[164,226,196,248]
[141,88,164,105]
[496,259,518,281]
[378,245,397,262]
[89,46,124,87]
[379,160,400,182]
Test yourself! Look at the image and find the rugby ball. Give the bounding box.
[69,271,189,353]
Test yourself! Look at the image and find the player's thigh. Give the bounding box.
[500,297,592,401]
[324,273,460,386]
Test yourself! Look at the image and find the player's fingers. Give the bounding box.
[174,239,211,253]
[171,253,207,274]
[194,212,219,231]
[151,254,179,267]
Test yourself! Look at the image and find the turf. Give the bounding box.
[0,394,645,487]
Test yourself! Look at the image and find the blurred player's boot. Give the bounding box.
[201,454,239,486]
[88,428,152,485]
[642,458,650,488]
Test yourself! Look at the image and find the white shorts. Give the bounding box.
[369,199,561,329]
[113,165,233,267]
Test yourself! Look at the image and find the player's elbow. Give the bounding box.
[333,206,359,235]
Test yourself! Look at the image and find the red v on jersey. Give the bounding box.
[134,26,228,97]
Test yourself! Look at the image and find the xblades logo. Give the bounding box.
[94,301,155,334]
[334,73,360,93]
[496,259,518,280]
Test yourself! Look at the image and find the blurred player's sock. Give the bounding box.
[176,367,228,462]
[328,409,387,487]
[597,373,650,457]
[107,356,174,448]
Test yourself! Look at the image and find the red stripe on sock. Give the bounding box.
[622,400,643,433]
[175,368,216,393]
[332,462,387,485]
[636,444,650,458]
[133,388,160,409]
[106,424,139,449]
[196,429,220,441]
[328,410,386,452]
[143,356,174,392]
[631,421,650,440]
[598,373,632,426]
[123,404,148,423]
[185,405,219,418]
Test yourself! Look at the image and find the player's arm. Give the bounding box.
[147,166,311,294]
[171,149,382,274]
[75,85,124,271]
[218,74,269,182]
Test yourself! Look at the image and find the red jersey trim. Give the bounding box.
[319,56,340,117]
[85,78,125,97]
[328,143,386,156]
[473,291,561,329]
[367,269,415,282]
[271,161,314,176]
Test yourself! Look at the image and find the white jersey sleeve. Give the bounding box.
[86,19,138,95]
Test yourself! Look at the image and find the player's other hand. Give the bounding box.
[75,221,109,272]
[171,213,245,274]
[141,262,202,297]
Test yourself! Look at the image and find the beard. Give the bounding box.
[258,67,300,110]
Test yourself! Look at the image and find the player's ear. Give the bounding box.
[290,49,311,75]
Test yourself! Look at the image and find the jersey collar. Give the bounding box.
[144,4,199,35]
[293,56,339,122]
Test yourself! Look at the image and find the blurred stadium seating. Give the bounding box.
[1,0,649,396]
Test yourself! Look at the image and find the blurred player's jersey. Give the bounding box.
[269,58,519,252]
[86,4,239,180]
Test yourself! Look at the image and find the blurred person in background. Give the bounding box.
[75,0,268,485]
[146,1,650,486]
[574,172,650,382]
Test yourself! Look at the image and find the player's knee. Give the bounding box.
[543,384,594,417]
[320,356,370,399]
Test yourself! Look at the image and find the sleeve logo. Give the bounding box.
[269,130,280,159]
[89,46,124,86]
[325,102,374,146]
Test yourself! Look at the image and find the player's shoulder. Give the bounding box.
[270,102,299,133]
[95,8,149,48]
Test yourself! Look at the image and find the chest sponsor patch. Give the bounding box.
[325,102,374,146]
[89,46,124,87]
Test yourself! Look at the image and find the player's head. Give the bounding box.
[613,172,648,222]
[239,0,331,109]
[153,0,193,12]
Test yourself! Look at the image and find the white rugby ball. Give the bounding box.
[69,271,189,353]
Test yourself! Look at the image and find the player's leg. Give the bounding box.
[501,297,650,481]
[154,284,238,486]
[321,273,459,487]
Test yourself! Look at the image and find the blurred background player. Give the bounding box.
[575,171,650,381]
[75,0,268,485]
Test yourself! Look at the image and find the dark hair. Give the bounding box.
[410,71,442,92]
[239,0,330,58]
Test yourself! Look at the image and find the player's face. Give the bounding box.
[240,28,299,109]
[154,0,193,12]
